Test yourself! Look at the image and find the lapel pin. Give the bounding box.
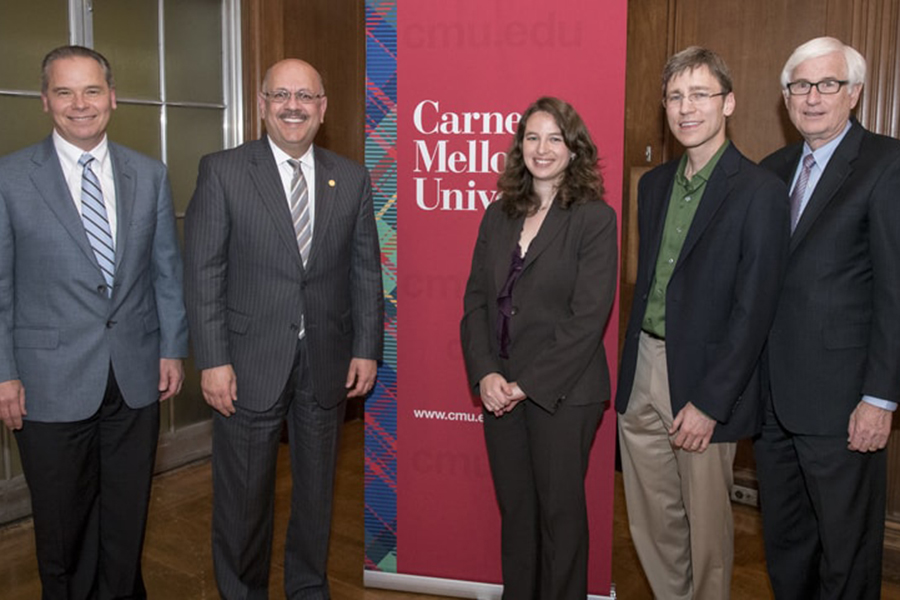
[328,179,336,187]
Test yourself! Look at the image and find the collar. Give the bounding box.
[676,139,730,190]
[800,120,852,170]
[267,138,315,170]
[52,130,110,170]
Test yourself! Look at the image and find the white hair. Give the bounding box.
[780,37,866,91]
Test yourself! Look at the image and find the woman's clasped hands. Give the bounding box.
[479,372,527,417]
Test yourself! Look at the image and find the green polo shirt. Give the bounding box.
[642,140,730,337]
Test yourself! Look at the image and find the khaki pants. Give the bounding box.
[618,332,736,600]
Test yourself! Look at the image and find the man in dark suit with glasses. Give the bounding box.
[756,36,900,600]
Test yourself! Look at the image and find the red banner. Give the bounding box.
[392,0,626,595]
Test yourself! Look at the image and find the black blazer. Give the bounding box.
[460,198,617,413]
[761,120,900,435]
[616,143,790,442]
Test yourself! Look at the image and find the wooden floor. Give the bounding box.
[2,418,899,599]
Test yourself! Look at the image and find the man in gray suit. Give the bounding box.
[184,59,383,599]
[0,46,188,598]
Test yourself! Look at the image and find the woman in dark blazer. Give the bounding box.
[460,96,617,599]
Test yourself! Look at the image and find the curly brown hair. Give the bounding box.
[497,97,605,218]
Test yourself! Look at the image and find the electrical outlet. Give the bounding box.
[731,485,758,507]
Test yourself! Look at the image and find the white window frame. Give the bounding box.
[67,0,243,161]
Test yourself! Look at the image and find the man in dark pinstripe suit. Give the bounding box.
[184,59,383,600]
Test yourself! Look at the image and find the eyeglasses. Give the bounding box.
[662,91,727,108]
[786,79,850,96]
[262,89,325,104]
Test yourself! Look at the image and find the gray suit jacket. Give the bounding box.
[184,138,383,410]
[0,136,188,422]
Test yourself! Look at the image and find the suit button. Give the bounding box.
[289,324,299,332]
[97,285,107,294]
[510,306,519,316]
[106,320,116,329]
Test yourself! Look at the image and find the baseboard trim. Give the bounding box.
[884,520,900,583]
[364,570,613,599]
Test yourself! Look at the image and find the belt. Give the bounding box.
[641,329,665,341]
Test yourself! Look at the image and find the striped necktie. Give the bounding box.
[789,153,816,233]
[79,153,115,296]
[288,159,312,266]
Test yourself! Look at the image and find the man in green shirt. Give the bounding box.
[616,47,790,599]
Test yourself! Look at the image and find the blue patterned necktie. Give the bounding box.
[79,153,115,296]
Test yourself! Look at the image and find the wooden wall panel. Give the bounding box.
[242,0,365,163]
[622,0,670,170]
[242,0,285,140]
[619,0,670,347]
[842,0,900,138]
[669,0,825,161]
[282,0,365,163]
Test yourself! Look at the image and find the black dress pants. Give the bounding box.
[483,398,602,600]
[15,368,160,600]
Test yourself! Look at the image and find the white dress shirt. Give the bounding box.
[53,130,118,247]
[268,139,317,339]
[268,139,317,235]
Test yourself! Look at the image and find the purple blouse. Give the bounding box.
[496,244,525,359]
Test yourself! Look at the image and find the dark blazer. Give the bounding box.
[761,120,900,435]
[460,198,618,413]
[184,137,383,410]
[616,143,790,442]
[0,137,188,422]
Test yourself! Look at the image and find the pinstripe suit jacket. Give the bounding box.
[0,136,188,422]
[184,137,383,410]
